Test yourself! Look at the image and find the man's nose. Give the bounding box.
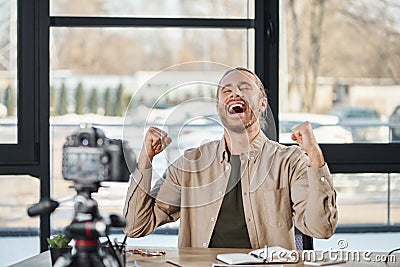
[230,86,243,97]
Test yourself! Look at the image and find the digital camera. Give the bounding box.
[62,125,136,184]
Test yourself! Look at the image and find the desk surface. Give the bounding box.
[11,246,400,267]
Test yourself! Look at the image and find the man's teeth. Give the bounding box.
[228,103,244,113]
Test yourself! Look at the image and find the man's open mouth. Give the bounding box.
[227,102,246,114]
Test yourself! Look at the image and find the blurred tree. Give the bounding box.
[88,88,98,114]
[52,0,106,16]
[50,85,57,116]
[3,85,16,116]
[287,0,326,113]
[0,1,12,72]
[58,82,68,115]
[49,0,400,115]
[286,0,400,112]
[115,83,125,116]
[335,0,400,79]
[305,0,326,113]
[287,0,300,103]
[104,87,114,116]
[74,82,85,114]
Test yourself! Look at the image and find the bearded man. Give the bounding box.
[123,67,337,249]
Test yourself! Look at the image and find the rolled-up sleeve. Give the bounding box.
[290,152,338,239]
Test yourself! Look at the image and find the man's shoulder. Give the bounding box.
[182,139,220,160]
[264,138,304,157]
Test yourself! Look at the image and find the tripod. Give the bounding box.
[28,182,126,267]
[56,182,126,267]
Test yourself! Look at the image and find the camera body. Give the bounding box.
[62,125,136,184]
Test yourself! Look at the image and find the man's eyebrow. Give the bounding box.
[220,81,252,88]
[220,83,232,88]
[238,81,252,86]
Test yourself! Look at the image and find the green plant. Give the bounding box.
[47,233,71,248]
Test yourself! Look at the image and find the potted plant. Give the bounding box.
[47,233,72,265]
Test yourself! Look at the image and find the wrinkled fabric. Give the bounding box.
[123,131,337,250]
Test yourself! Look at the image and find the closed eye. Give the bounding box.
[238,85,252,91]
[221,87,232,94]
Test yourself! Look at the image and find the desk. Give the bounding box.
[11,247,399,267]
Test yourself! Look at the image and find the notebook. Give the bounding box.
[216,246,298,265]
[212,264,284,267]
[303,258,347,266]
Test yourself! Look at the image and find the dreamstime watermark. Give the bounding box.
[257,239,397,263]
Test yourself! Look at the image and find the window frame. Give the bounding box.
[47,0,258,252]
[0,0,51,252]
[0,1,44,170]
[263,1,400,173]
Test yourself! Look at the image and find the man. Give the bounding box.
[123,67,337,250]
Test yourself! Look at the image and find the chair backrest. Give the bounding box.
[294,227,314,250]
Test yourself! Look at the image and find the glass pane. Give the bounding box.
[0,175,40,266]
[333,173,399,225]
[391,173,400,224]
[279,0,400,143]
[50,0,253,19]
[50,27,252,230]
[0,0,17,143]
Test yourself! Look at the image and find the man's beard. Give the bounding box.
[220,111,258,133]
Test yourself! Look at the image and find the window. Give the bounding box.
[334,173,400,225]
[47,0,259,246]
[0,0,17,144]
[279,0,400,172]
[280,0,400,144]
[279,0,400,232]
[0,0,51,259]
[0,0,42,164]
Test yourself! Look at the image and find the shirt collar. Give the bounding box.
[218,130,267,163]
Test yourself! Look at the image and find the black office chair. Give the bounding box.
[294,227,314,250]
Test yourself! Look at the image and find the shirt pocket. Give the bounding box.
[262,187,293,228]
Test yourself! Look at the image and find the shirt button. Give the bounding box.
[244,192,248,196]
[218,191,223,196]
[202,242,207,247]
[248,218,251,222]
[320,177,325,182]
[225,166,230,171]
[250,156,255,160]
[211,217,215,222]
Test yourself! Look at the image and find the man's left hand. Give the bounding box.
[291,122,325,168]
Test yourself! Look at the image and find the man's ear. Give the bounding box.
[259,97,268,113]
[216,102,221,116]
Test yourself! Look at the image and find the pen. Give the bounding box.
[166,260,183,267]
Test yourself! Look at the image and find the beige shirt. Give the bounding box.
[123,131,337,250]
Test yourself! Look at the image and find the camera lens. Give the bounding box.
[80,134,90,146]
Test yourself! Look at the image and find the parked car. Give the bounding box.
[329,106,385,142]
[279,113,353,144]
[176,115,224,152]
[389,105,400,142]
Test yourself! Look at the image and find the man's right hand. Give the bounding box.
[137,126,172,169]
